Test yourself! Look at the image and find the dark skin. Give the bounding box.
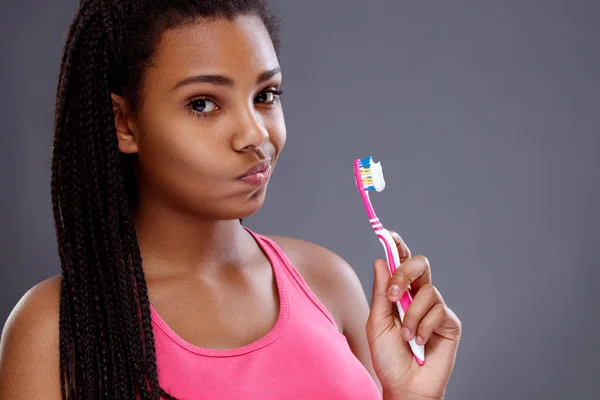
[0,15,461,400]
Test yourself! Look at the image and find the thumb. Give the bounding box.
[369,258,394,321]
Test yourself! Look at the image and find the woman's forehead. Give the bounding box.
[150,15,278,80]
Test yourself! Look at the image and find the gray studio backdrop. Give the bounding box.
[1,1,599,399]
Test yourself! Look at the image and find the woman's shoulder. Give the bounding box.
[1,275,61,354]
[1,275,61,341]
[264,235,347,269]
[264,235,369,332]
[264,234,360,287]
[0,275,62,396]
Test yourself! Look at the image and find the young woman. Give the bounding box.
[0,1,461,399]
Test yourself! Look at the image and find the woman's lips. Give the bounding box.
[238,161,272,186]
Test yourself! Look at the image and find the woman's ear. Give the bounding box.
[111,93,139,154]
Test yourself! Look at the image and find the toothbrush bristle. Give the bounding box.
[358,156,376,191]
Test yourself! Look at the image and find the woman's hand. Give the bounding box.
[366,231,462,400]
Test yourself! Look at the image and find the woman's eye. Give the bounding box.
[189,98,217,113]
[255,89,283,104]
[255,92,274,104]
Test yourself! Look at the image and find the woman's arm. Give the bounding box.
[324,254,383,392]
[0,276,63,399]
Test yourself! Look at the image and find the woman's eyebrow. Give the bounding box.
[170,67,281,92]
[256,67,281,84]
[170,74,234,91]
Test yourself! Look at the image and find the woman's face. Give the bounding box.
[119,14,286,220]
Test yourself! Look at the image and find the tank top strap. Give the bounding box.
[245,228,339,332]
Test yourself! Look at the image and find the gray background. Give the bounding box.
[1,0,599,399]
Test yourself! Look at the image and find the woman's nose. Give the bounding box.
[231,107,269,152]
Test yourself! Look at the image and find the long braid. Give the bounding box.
[52,1,281,398]
[53,3,159,397]
[83,29,118,397]
[52,15,87,394]
[97,13,153,399]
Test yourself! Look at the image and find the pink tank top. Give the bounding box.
[149,229,381,399]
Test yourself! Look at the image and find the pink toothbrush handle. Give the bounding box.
[376,230,425,365]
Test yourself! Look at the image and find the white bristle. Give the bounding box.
[371,160,385,192]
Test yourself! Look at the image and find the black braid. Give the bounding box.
[51,0,281,399]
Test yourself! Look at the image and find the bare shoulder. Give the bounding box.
[265,235,344,268]
[265,235,369,332]
[0,275,62,398]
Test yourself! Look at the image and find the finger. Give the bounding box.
[414,303,449,346]
[406,255,433,294]
[369,259,395,321]
[386,255,432,302]
[388,230,411,263]
[400,284,444,341]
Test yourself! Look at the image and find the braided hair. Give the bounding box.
[51,1,281,398]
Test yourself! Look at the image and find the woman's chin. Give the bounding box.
[237,194,267,219]
[218,190,267,220]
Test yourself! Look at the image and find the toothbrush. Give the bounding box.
[353,156,425,365]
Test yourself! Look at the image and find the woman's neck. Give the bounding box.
[132,200,256,280]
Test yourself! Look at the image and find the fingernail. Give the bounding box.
[416,336,424,345]
[388,284,400,297]
[402,327,412,341]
